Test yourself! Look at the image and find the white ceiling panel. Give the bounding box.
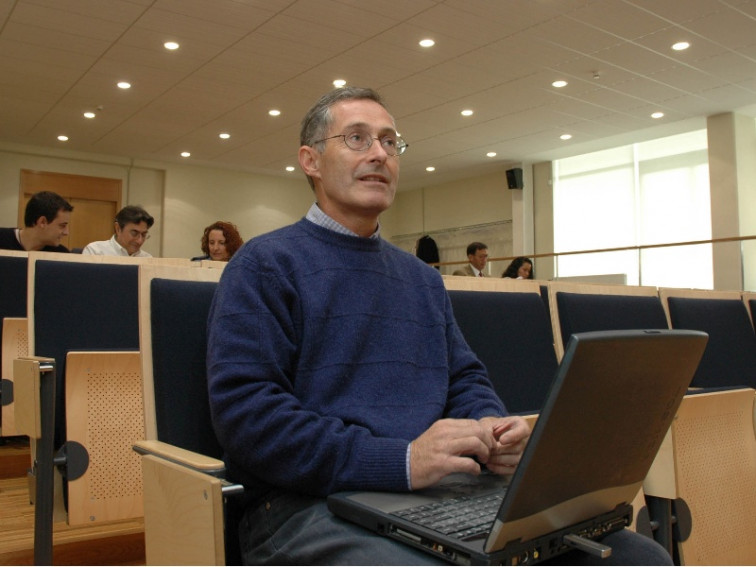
[1,0,755,191]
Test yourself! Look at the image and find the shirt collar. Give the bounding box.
[305,203,381,240]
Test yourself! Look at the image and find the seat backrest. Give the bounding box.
[659,288,756,389]
[0,251,28,319]
[443,276,558,414]
[27,252,193,448]
[139,264,224,456]
[548,281,668,360]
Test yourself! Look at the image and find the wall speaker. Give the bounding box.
[506,167,523,189]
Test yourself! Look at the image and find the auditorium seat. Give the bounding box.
[547,281,668,360]
[0,250,28,438]
[16,252,192,563]
[132,263,237,566]
[658,287,756,390]
[442,276,557,415]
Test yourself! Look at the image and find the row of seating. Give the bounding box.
[2,250,756,564]
[0,251,223,564]
[444,275,756,565]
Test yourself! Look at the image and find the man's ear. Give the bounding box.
[299,145,321,180]
[34,216,47,228]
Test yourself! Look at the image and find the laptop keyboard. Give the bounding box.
[391,492,503,540]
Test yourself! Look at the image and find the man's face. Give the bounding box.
[301,99,399,227]
[469,248,488,271]
[38,210,70,246]
[115,221,150,255]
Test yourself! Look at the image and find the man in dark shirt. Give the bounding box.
[0,191,73,252]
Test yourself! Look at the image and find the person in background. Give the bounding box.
[191,221,243,262]
[452,241,488,277]
[82,205,154,257]
[502,256,534,279]
[0,191,73,252]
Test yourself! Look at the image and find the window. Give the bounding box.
[553,131,712,288]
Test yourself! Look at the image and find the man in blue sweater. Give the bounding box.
[207,87,671,565]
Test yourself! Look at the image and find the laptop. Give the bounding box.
[328,329,708,565]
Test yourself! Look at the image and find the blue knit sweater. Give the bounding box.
[207,218,507,497]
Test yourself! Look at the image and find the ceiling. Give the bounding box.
[1,0,756,191]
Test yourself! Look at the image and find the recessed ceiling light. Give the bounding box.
[285,166,296,172]
[672,41,690,51]
[426,166,436,172]
[333,79,347,88]
[651,111,665,119]
[83,111,96,119]
[461,109,474,117]
[219,132,230,139]
[180,151,191,158]
[164,41,179,50]
[486,152,497,158]
[117,81,131,89]
[419,39,435,48]
[268,109,281,117]
[57,135,68,142]
[552,80,568,88]
[560,134,572,141]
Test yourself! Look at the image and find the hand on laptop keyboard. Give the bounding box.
[408,416,530,490]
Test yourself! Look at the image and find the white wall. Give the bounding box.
[160,163,311,259]
[386,170,515,274]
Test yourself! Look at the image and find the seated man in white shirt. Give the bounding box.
[83,205,154,257]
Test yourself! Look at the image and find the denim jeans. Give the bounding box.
[239,490,673,566]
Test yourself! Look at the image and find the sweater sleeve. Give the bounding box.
[207,249,410,497]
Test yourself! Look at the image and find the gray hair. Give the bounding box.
[299,87,392,189]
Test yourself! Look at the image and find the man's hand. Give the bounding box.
[479,416,531,475]
[409,418,497,490]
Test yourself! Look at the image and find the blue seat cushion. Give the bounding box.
[556,292,668,349]
[448,290,558,414]
[666,297,756,389]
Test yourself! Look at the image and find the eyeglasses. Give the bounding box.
[313,129,408,156]
[128,229,150,240]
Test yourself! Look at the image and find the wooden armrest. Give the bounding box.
[141,453,226,565]
[134,440,226,477]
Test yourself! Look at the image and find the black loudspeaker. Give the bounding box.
[506,167,524,189]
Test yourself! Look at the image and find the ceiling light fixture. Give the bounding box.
[57,135,68,142]
[672,41,690,51]
[486,152,497,158]
[180,151,191,158]
[552,80,567,88]
[117,81,131,89]
[426,166,436,172]
[285,166,296,172]
[651,111,665,119]
[164,41,179,50]
[219,133,230,139]
[560,134,572,141]
[83,111,96,119]
[268,109,281,117]
[461,109,473,117]
[333,79,347,88]
[419,39,435,48]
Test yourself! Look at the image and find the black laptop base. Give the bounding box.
[351,501,632,566]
